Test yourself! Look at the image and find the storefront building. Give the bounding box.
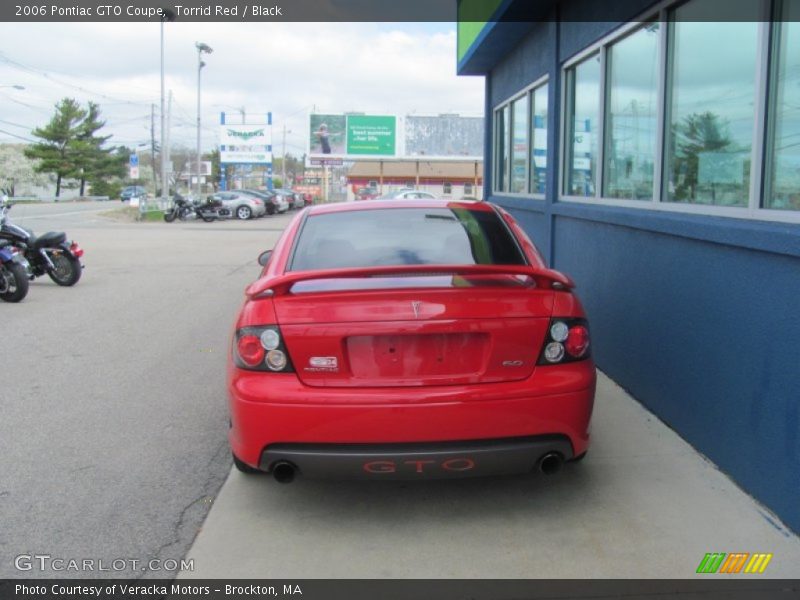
[459,0,799,532]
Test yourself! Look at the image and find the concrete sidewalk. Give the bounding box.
[181,373,800,578]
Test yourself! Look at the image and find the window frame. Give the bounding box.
[492,74,549,198]
[557,0,800,224]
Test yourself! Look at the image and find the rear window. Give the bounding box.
[289,207,526,271]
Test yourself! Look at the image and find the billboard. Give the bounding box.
[309,113,397,159]
[309,113,481,160]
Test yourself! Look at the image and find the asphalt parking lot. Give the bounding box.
[3,201,799,580]
[1,201,292,579]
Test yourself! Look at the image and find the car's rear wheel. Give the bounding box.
[236,206,252,220]
[232,453,263,474]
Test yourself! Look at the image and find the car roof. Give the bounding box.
[306,198,492,217]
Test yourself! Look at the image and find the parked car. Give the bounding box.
[378,188,438,200]
[355,187,380,201]
[206,191,267,220]
[120,186,147,203]
[244,189,289,215]
[274,188,303,210]
[228,198,595,482]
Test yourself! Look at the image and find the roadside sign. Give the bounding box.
[311,159,343,166]
[129,166,139,178]
[129,154,139,167]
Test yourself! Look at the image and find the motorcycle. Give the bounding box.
[164,194,231,223]
[0,239,29,302]
[0,198,84,287]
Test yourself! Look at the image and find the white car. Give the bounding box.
[378,189,438,200]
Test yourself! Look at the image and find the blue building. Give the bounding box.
[458,0,800,533]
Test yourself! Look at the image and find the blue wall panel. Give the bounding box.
[552,216,800,532]
[481,3,800,533]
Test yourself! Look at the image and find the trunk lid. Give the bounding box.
[274,274,553,388]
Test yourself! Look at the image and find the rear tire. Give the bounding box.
[0,262,29,302]
[236,205,252,220]
[47,252,82,286]
[201,214,216,222]
[232,453,264,475]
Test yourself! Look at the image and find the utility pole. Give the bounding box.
[165,90,173,194]
[281,124,287,184]
[150,103,158,192]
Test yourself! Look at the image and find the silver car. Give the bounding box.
[207,191,267,220]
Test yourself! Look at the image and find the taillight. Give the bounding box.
[233,326,294,372]
[69,242,84,258]
[537,318,591,365]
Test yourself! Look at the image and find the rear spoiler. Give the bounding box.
[246,264,574,298]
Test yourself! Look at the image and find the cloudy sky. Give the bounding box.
[0,22,485,157]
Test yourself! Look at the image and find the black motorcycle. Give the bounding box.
[164,194,231,223]
[0,239,29,302]
[0,199,84,287]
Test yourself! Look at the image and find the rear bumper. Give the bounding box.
[228,361,595,473]
[260,435,574,479]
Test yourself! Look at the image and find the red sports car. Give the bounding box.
[228,199,595,482]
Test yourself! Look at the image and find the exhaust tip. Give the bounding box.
[537,452,564,475]
[272,461,297,484]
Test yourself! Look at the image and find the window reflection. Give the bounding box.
[511,95,528,193]
[604,23,659,200]
[531,84,548,194]
[766,1,800,211]
[566,54,600,197]
[664,0,759,206]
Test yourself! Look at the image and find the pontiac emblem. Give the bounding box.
[411,301,422,319]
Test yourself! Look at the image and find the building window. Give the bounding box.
[443,182,453,195]
[510,95,529,193]
[603,23,659,200]
[493,79,548,197]
[464,182,473,195]
[565,54,601,197]
[663,3,759,207]
[494,106,509,192]
[765,1,800,211]
[531,84,548,194]
[557,0,800,222]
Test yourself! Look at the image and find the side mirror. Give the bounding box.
[258,250,273,267]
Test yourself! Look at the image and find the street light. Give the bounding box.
[160,9,175,205]
[195,41,213,197]
[0,85,25,90]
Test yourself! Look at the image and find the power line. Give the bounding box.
[0,51,157,107]
[0,128,35,142]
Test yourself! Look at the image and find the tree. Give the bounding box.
[24,98,87,198]
[0,144,53,197]
[208,147,221,188]
[671,111,733,201]
[72,102,118,196]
